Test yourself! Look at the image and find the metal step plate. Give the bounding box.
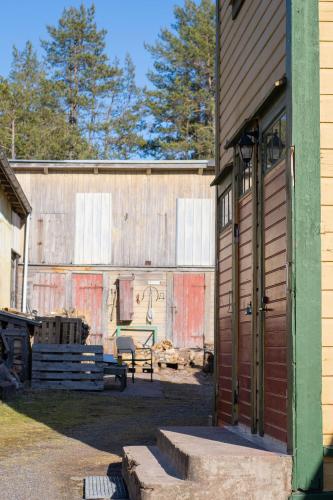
[84,475,128,499]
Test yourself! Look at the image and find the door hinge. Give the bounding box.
[234,223,240,243]
[233,379,239,404]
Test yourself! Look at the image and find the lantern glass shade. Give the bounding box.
[267,131,284,164]
[264,113,287,171]
[238,133,254,164]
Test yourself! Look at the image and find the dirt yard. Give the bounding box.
[0,368,213,500]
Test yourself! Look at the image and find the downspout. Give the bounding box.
[22,214,30,313]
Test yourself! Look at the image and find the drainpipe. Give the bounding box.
[22,214,30,313]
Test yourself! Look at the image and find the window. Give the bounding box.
[232,0,245,20]
[263,112,287,172]
[219,186,232,231]
[238,154,252,197]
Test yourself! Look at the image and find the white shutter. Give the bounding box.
[75,193,112,264]
[176,198,215,266]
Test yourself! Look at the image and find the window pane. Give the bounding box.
[219,186,232,232]
[263,112,286,172]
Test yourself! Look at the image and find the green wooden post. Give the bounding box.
[287,0,323,492]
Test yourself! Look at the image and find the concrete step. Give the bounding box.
[156,426,292,498]
[122,445,192,500]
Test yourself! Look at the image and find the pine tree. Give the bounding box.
[101,54,146,159]
[145,0,216,159]
[0,42,95,159]
[42,3,119,141]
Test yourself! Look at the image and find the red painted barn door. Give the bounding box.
[72,274,103,344]
[32,272,66,315]
[173,273,205,348]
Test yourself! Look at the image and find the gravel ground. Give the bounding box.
[0,368,213,500]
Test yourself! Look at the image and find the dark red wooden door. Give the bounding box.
[72,274,103,345]
[173,273,205,348]
[262,160,288,442]
[217,225,233,425]
[238,191,254,429]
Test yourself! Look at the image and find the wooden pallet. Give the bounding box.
[34,317,89,345]
[32,344,104,391]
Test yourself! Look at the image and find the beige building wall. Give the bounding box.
[0,188,13,307]
[320,0,333,490]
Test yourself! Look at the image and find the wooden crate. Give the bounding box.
[32,344,104,391]
[34,317,88,345]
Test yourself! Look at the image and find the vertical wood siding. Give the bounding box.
[217,226,233,424]
[263,160,288,443]
[15,171,214,267]
[176,198,215,266]
[238,191,253,428]
[218,0,286,169]
[320,0,333,490]
[75,193,112,264]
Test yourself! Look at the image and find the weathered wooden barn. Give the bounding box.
[11,160,215,351]
[0,150,31,309]
[215,0,333,496]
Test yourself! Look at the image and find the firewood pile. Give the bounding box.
[152,340,205,370]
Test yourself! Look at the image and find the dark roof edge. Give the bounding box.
[0,149,32,217]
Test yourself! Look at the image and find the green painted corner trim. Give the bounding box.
[287,0,322,492]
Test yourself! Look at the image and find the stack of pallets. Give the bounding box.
[32,344,104,391]
[34,316,89,345]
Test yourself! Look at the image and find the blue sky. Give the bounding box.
[1,0,187,87]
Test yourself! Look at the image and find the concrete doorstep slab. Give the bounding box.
[122,427,292,500]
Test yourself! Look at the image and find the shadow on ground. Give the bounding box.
[0,369,213,458]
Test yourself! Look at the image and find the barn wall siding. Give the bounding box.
[21,266,215,349]
[320,1,333,490]
[15,171,215,268]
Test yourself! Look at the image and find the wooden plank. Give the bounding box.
[32,353,103,362]
[31,380,104,391]
[32,372,103,380]
[32,362,103,372]
[32,344,102,353]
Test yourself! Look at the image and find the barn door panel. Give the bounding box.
[32,272,66,315]
[261,160,288,442]
[173,273,205,348]
[72,274,103,345]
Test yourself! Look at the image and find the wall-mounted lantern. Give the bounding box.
[266,130,285,164]
[238,131,258,164]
